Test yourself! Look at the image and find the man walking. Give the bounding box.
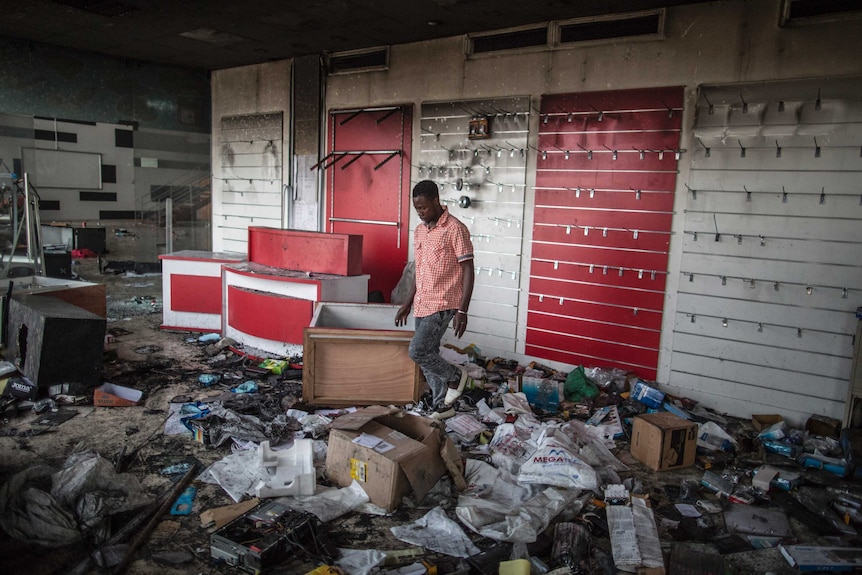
[396,180,475,419]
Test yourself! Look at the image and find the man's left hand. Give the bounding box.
[453,312,467,338]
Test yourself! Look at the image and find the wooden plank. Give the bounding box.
[219,179,281,194]
[678,253,862,291]
[676,279,861,322]
[672,310,853,356]
[530,259,668,291]
[530,294,662,331]
[688,168,862,193]
[535,187,675,212]
[537,168,678,192]
[670,353,847,403]
[663,371,845,426]
[529,276,665,311]
[681,231,862,265]
[219,166,282,180]
[682,190,862,220]
[468,300,518,323]
[681,213,862,244]
[533,206,673,231]
[471,284,520,307]
[464,314,517,341]
[532,223,671,253]
[529,310,661,349]
[675,292,858,339]
[671,331,851,379]
[530,242,670,274]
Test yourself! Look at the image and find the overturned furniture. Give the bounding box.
[5,291,106,388]
[303,302,424,407]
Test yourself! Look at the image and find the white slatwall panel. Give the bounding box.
[418,97,531,354]
[667,77,862,425]
[214,113,283,252]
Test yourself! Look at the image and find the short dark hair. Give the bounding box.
[412,179,439,199]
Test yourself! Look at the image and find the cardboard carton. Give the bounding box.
[751,414,783,432]
[325,406,449,511]
[630,412,697,471]
[93,382,143,407]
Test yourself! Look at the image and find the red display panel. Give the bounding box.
[326,106,412,301]
[171,275,221,314]
[227,286,313,344]
[527,86,683,378]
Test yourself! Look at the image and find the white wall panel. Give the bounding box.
[669,77,862,425]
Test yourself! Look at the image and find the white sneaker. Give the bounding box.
[444,366,472,406]
[428,405,456,419]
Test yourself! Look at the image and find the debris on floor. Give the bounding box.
[3,276,862,574]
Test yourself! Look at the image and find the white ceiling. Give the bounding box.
[0,0,712,70]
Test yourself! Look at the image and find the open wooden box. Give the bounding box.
[303,302,425,407]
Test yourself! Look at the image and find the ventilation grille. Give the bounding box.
[326,47,389,75]
[468,10,664,57]
[469,26,549,55]
[558,11,664,45]
[50,0,139,17]
[781,0,862,25]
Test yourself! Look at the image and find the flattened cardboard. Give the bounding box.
[326,407,447,511]
[630,412,697,471]
[94,382,143,407]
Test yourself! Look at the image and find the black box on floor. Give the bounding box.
[5,294,106,388]
[210,500,332,575]
[44,251,72,279]
[74,226,107,254]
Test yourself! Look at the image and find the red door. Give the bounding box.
[325,106,412,301]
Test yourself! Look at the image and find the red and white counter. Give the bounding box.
[159,250,247,332]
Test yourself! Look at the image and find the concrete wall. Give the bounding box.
[211,0,862,421]
[211,61,291,252]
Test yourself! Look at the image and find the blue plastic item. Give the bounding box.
[170,486,197,515]
[198,374,221,386]
[231,381,258,394]
[198,333,220,343]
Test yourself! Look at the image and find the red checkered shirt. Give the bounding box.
[413,207,474,318]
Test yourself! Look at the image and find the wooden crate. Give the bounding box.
[303,302,424,406]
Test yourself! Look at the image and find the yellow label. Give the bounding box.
[350,458,367,482]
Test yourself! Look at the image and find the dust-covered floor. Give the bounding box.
[2,223,862,575]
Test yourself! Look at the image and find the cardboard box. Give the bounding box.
[780,544,862,571]
[94,382,143,407]
[805,414,842,439]
[630,412,697,471]
[303,303,424,406]
[325,406,448,512]
[751,414,783,431]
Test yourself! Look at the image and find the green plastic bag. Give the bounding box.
[564,365,598,401]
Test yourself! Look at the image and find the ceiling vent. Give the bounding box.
[780,0,862,25]
[326,47,389,75]
[555,10,665,46]
[468,25,549,56]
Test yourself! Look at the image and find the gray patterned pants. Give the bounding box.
[409,310,460,408]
